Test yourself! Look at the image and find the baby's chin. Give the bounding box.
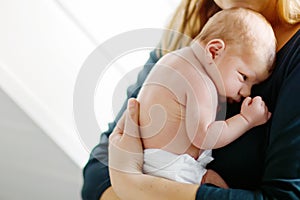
[227,98,235,103]
[219,96,227,103]
[219,97,239,104]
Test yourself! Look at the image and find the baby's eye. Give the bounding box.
[239,73,248,81]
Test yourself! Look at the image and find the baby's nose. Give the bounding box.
[240,86,251,97]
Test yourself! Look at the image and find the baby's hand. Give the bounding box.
[240,96,271,127]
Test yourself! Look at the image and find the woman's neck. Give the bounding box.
[260,1,300,51]
[262,2,300,51]
[273,23,300,51]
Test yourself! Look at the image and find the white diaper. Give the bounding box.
[143,149,213,184]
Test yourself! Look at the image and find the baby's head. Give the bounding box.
[195,8,276,102]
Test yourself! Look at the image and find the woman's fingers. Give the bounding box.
[115,111,126,134]
[123,98,140,139]
[202,169,229,189]
[120,98,143,153]
[109,98,144,174]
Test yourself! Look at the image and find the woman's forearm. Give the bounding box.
[110,169,199,200]
[109,98,199,200]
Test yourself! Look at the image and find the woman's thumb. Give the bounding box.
[124,98,140,138]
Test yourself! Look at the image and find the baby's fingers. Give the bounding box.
[252,96,264,106]
[268,112,272,120]
[242,97,252,107]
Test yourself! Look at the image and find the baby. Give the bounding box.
[137,8,276,185]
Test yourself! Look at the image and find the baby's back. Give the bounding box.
[138,47,207,158]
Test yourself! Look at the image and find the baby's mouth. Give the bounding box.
[228,97,241,103]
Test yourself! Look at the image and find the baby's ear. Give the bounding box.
[205,39,225,60]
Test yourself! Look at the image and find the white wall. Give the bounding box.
[0,0,180,170]
[0,88,83,200]
[0,1,181,198]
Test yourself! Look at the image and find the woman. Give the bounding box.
[82,0,300,199]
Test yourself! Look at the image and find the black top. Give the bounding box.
[81,30,300,200]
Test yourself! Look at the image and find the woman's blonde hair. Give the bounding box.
[278,0,300,24]
[157,0,220,56]
[157,0,300,57]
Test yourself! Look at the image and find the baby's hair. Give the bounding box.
[195,8,276,72]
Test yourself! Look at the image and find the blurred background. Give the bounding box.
[0,0,179,199]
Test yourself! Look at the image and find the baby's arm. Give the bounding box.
[189,96,271,150]
[208,96,271,149]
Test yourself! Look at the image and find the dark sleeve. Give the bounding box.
[196,55,300,199]
[81,50,159,200]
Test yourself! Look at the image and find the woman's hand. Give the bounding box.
[202,169,229,189]
[109,98,143,174]
[108,98,201,200]
[108,98,144,199]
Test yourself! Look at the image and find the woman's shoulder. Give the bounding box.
[278,29,300,59]
[276,30,300,74]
